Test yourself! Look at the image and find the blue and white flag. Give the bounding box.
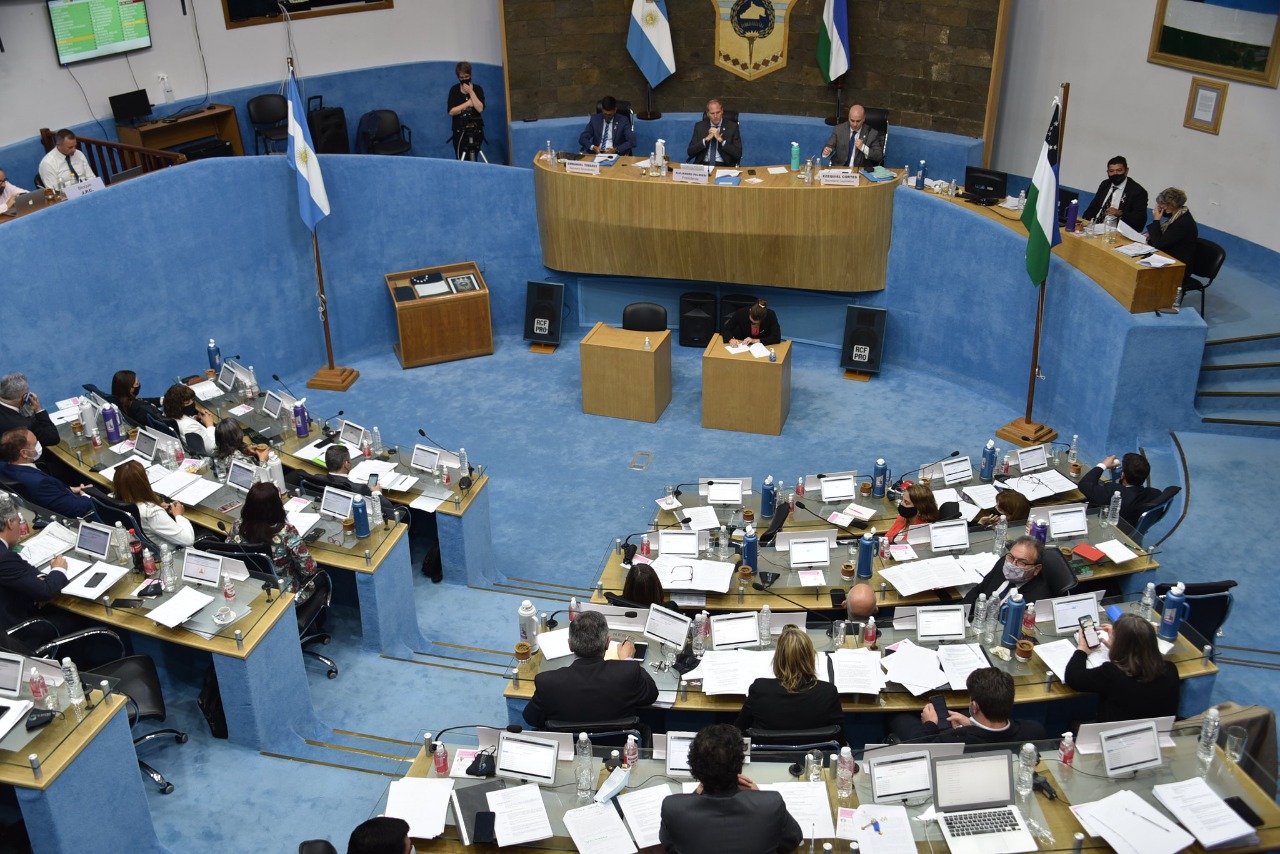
[286,72,330,231]
[628,0,676,89]
[818,0,851,83]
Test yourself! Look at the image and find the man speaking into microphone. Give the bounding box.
[823,105,884,168]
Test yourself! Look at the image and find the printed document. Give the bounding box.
[384,778,453,839]
[563,801,637,854]
[487,783,553,848]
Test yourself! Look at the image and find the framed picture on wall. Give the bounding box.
[1183,77,1229,135]
[1148,0,1280,88]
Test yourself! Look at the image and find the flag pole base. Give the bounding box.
[995,418,1058,448]
[306,366,360,391]
[635,112,662,121]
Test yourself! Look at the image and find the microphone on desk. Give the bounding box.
[792,499,869,534]
[888,451,960,501]
[315,410,344,444]
[416,427,449,452]
[669,482,700,499]
[619,520,691,566]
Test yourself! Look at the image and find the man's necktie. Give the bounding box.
[66,155,79,181]
[709,125,720,165]
[849,131,859,167]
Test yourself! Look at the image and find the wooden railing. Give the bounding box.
[38,128,186,184]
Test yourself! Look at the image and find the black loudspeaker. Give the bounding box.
[179,140,233,160]
[679,291,717,347]
[720,293,757,334]
[840,305,887,374]
[524,281,564,345]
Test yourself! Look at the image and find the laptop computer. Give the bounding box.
[1046,504,1089,540]
[320,486,357,520]
[181,549,225,588]
[915,605,969,644]
[788,537,829,569]
[75,521,115,563]
[495,731,559,786]
[869,750,934,804]
[941,455,974,486]
[2,190,49,216]
[1015,444,1048,474]
[931,751,1037,854]
[929,519,970,554]
[710,611,760,649]
[225,458,259,493]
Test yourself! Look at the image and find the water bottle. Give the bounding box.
[872,458,888,498]
[61,658,84,708]
[983,601,998,645]
[361,437,372,460]
[267,451,287,493]
[692,614,706,656]
[1159,582,1190,642]
[915,159,926,189]
[901,164,911,186]
[1017,189,1026,210]
[1000,593,1026,649]
[222,572,236,605]
[367,490,383,527]
[207,338,222,372]
[623,734,639,768]
[972,593,988,631]
[518,600,540,653]
[372,427,383,455]
[640,533,651,557]
[160,544,177,592]
[569,596,581,622]
[28,667,51,709]
[643,336,651,351]
[545,139,554,163]
[836,747,855,798]
[245,366,259,401]
[790,141,801,171]
[795,475,805,497]
[1198,707,1220,765]
[142,548,157,579]
[993,515,1008,554]
[1108,491,1123,527]
[1022,602,1037,638]
[759,605,772,648]
[293,400,309,438]
[102,404,122,443]
[761,475,776,519]
[1065,199,1079,233]
[948,177,957,198]
[741,524,757,572]
[1029,517,1048,545]
[352,496,370,538]
[1016,743,1036,798]
[433,742,450,775]
[576,732,594,798]
[1138,582,1156,621]
[1067,434,1079,466]
[856,530,876,579]
[1059,732,1075,766]
[803,157,814,185]
[459,447,470,478]
[979,439,997,481]
[863,616,878,649]
[109,521,128,565]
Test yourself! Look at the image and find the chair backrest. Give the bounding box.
[862,107,889,135]
[542,717,646,747]
[145,411,180,440]
[89,495,156,552]
[373,109,403,140]
[298,842,338,854]
[704,108,740,124]
[82,382,112,401]
[746,725,842,748]
[1134,485,1181,537]
[622,302,667,332]
[296,569,334,629]
[596,100,635,129]
[1039,546,1078,596]
[96,654,168,721]
[247,93,287,125]
[1191,238,1226,282]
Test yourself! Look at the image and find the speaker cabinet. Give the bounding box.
[840,305,887,374]
[524,281,564,345]
[679,291,717,347]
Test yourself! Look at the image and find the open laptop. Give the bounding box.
[409,444,441,473]
[2,190,49,216]
[225,458,259,493]
[931,751,1037,854]
[788,537,829,569]
[915,605,969,644]
[1015,444,1048,474]
[319,486,357,520]
[495,731,559,786]
[929,519,970,554]
[869,750,934,804]
[941,455,974,486]
[1046,504,1089,540]
[181,549,225,588]
[710,611,760,649]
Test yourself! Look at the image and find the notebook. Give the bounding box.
[931,752,1036,854]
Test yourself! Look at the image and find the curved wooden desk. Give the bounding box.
[533,155,897,293]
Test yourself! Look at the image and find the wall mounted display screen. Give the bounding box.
[48,0,152,66]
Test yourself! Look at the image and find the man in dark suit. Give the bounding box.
[319,445,396,519]
[889,668,1048,744]
[687,99,742,168]
[1078,452,1161,528]
[659,724,803,854]
[578,95,637,156]
[0,429,94,519]
[0,494,70,632]
[522,610,657,728]
[1081,155,1148,232]
[0,373,61,461]
[962,535,1052,610]
[822,104,885,168]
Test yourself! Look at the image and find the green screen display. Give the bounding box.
[48,0,151,65]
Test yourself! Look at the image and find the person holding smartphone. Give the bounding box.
[0,372,60,461]
[888,668,1046,745]
[1065,613,1180,722]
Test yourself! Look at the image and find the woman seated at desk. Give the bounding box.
[1065,613,1180,723]
[213,418,270,468]
[1145,186,1198,277]
[228,482,317,597]
[112,460,194,548]
[884,482,960,544]
[111,369,152,427]
[611,563,678,611]
[973,490,1030,530]
[722,300,781,347]
[735,626,844,741]
[163,383,216,456]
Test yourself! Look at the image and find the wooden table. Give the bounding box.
[116,103,245,156]
[935,188,1184,313]
[701,339,792,435]
[384,261,494,368]
[533,155,898,293]
[579,323,672,422]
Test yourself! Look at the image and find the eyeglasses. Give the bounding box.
[1003,550,1039,569]
[669,565,694,583]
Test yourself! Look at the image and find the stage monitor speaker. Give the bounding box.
[524,281,564,345]
[720,293,757,333]
[679,291,717,347]
[840,305,887,374]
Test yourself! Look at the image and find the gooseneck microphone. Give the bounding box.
[888,451,960,500]
[417,427,448,451]
[750,581,836,632]
[793,499,869,534]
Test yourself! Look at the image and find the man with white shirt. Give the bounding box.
[0,429,95,519]
[0,169,29,211]
[0,493,69,632]
[0,373,60,460]
[38,129,96,191]
[687,99,742,168]
[823,104,885,168]
[1081,155,1148,232]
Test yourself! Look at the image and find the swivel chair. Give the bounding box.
[1133,486,1181,544]
[543,716,646,748]
[621,302,667,332]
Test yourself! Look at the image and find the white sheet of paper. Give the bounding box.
[538,627,572,660]
[285,510,320,538]
[61,561,130,599]
[563,801,637,854]
[767,166,788,175]
[830,648,886,694]
[50,408,78,425]
[190,380,221,401]
[616,784,674,849]
[838,804,915,853]
[410,494,445,513]
[955,502,981,523]
[888,544,917,562]
[880,640,947,695]
[758,782,836,839]
[670,591,706,608]
[963,483,1000,507]
[147,586,216,628]
[725,343,750,354]
[1033,637,1109,682]
[937,643,988,691]
[797,570,826,587]
[841,502,876,521]
[16,521,77,566]
[1073,789,1192,854]
[656,495,681,511]
[715,169,741,178]
[748,342,770,358]
[1151,777,1257,850]
[681,505,721,531]
[173,477,223,505]
[1117,219,1146,243]
[1095,539,1138,563]
[1139,253,1178,268]
[879,555,969,597]
[384,777,454,840]
[487,783,553,848]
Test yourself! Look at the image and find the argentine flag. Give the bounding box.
[286,72,330,232]
[818,0,851,83]
[628,0,675,89]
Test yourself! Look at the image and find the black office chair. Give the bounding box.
[247,93,289,155]
[194,539,283,594]
[1040,546,1078,597]
[543,716,647,748]
[1182,238,1226,315]
[145,411,180,441]
[296,570,338,679]
[702,108,740,124]
[720,293,758,333]
[621,302,667,332]
[595,99,635,132]
[604,592,645,610]
[1155,581,1237,655]
[298,842,338,854]
[862,107,889,166]
[746,725,844,756]
[81,382,112,402]
[367,110,412,156]
[1133,486,1181,542]
[181,430,209,458]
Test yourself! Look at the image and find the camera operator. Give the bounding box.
[447,61,486,160]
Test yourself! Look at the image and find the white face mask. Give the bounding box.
[27,441,42,461]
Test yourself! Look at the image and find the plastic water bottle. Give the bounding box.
[1159,582,1190,642]
[1017,189,1026,210]
[61,658,85,708]
[372,427,383,455]
[1016,743,1036,798]
[575,732,594,798]
[993,515,1008,554]
[761,475,776,519]
[109,521,128,565]
[972,593,988,632]
[1022,602,1037,638]
[28,667,51,709]
[245,366,259,401]
[795,475,805,497]
[623,734,640,768]
[759,605,772,648]
[1108,491,1123,527]
[207,338,222,372]
[459,447,470,478]
[127,528,144,575]
[983,602,998,645]
[980,439,997,481]
[367,490,383,527]
[836,747,855,798]
[1138,582,1156,621]
[643,336,651,351]
[160,544,177,592]
[640,533,651,557]
[142,548,157,579]
[360,437,372,460]
[863,616,878,649]
[569,596,581,622]
[807,751,823,783]
[222,571,236,605]
[872,458,888,498]
[1198,707,1220,765]
[901,164,911,186]
[1059,732,1075,766]
[1067,434,1079,466]
[518,600,540,653]
[544,139,554,163]
[433,741,450,775]
[692,614,706,657]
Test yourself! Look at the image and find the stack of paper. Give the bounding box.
[757,782,835,839]
[151,469,222,505]
[880,640,947,695]
[1096,539,1139,563]
[879,555,970,596]
[956,553,995,584]
[830,648,886,695]
[1007,469,1077,500]
[563,801,637,854]
[1151,777,1258,849]
[1071,789,1192,854]
[937,643,989,690]
[698,650,775,695]
[1034,637,1109,682]
[486,783,553,848]
[616,784,674,849]
[963,483,1000,507]
[148,586,216,628]
[649,555,734,592]
[384,777,454,840]
[285,510,321,538]
[681,506,721,531]
[16,521,77,566]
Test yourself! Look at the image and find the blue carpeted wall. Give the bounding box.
[1,155,1203,452]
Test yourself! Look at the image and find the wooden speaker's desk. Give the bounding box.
[579,322,672,422]
[533,155,897,293]
[116,103,245,156]
[385,261,494,368]
[702,339,792,435]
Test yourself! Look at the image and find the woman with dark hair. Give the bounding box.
[974,490,1031,528]
[885,482,960,544]
[621,563,670,609]
[722,299,781,347]
[213,418,270,466]
[163,383,216,453]
[735,626,844,740]
[228,482,317,594]
[1065,613,1180,722]
[111,370,148,426]
[113,459,194,547]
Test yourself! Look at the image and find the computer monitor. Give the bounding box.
[132,429,159,462]
[74,521,114,562]
[1015,444,1048,474]
[108,89,152,125]
[320,486,356,520]
[665,731,697,779]
[339,419,369,449]
[1047,504,1089,540]
[643,603,692,649]
[819,474,856,503]
[182,549,224,588]
[659,530,699,557]
[869,750,933,804]
[216,363,238,392]
[225,458,258,493]
[710,611,760,650]
[929,519,970,554]
[941,455,973,486]
[0,651,26,699]
[788,537,829,568]
[963,165,1008,206]
[409,444,441,472]
[915,605,968,644]
[495,731,559,786]
[1100,720,1163,777]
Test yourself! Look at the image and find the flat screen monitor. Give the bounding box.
[928,520,970,554]
[1100,720,1163,777]
[870,750,933,804]
[495,731,559,786]
[1047,504,1089,540]
[339,419,368,449]
[710,611,760,650]
[182,549,224,587]
[320,486,356,520]
[963,165,1008,206]
[788,537,829,568]
[1015,444,1048,474]
[225,458,258,493]
[108,88,151,125]
[658,530,699,557]
[132,429,159,462]
[941,455,973,485]
[0,651,27,699]
[820,474,856,503]
[75,521,113,562]
[48,0,153,66]
[262,391,284,419]
[665,731,697,778]
[409,444,441,472]
[643,603,692,649]
[915,605,968,644]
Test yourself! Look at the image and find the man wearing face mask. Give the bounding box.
[0,373,61,462]
[889,668,1047,744]
[1080,155,1148,232]
[162,383,215,455]
[0,429,96,518]
[962,535,1052,610]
